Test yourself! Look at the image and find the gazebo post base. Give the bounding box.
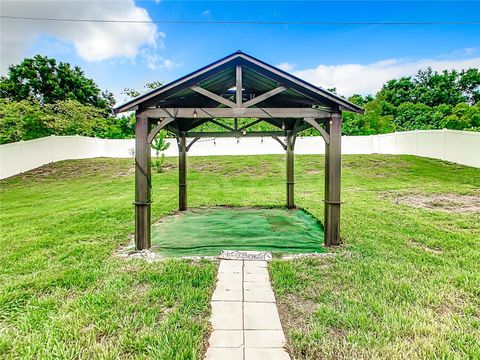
[286,130,295,209]
[134,111,151,250]
[324,111,342,246]
[178,132,187,211]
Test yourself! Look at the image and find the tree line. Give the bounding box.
[0,55,478,144]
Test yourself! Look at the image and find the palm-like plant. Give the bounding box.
[150,130,170,173]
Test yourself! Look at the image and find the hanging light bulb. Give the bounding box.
[236,137,240,144]
[242,130,247,135]
[213,138,216,146]
[261,137,264,144]
[282,122,285,130]
[193,109,197,118]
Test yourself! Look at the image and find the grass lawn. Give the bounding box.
[1,154,479,359]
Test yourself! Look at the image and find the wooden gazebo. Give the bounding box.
[115,51,364,251]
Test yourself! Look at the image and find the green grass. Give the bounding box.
[150,207,325,256]
[1,154,479,359]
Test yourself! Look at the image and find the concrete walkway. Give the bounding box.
[205,260,291,360]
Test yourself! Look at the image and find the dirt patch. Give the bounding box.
[393,193,480,213]
[408,239,443,254]
[17,159,134,181]
[276,293,318,334]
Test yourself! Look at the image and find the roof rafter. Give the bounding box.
[190,85,236,108]
[242,86,287,108]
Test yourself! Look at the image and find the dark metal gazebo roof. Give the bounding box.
[115,51,363,135]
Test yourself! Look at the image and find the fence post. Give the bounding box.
[415,129,418,156]
[443,128,447,161]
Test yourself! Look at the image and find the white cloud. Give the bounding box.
[289,54,480,97]
[276,62,296,72]
[140,48,180,70]
[0,0,169,72]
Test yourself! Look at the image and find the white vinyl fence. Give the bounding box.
[1,129,479,179]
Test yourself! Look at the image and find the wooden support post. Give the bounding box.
[178,132,187,211]
[134,111,151,250]
[324,112,342,246]
[286,130,295,209]
[236,65,242,107]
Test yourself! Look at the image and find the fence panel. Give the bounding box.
[1,130,479,179]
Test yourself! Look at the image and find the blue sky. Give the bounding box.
[1,1,479,101]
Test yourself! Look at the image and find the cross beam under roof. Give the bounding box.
[141,107,330,119]
[184,131,285,138]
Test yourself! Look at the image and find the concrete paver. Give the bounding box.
[205,259,290,360]
[205,347,243,360]
[210,301,243,330]
[208,330,244,347]
[244,330,286,348]
[244,348,291,360]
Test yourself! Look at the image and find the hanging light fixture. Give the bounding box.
[282,122,285,130]
[193,109,197,118]
[213,138,216,146]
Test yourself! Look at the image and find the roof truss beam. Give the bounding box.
[242,86,287,108]
[185,131,285,138]
[210,119,235,132]
[143,107,330,119]
[236,65,242,107]
[190,85,237,108]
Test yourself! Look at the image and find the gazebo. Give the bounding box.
[115,51,364,251]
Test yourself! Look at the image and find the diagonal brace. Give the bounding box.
[304,117,330,144]
[186,137,200,152]
[191,85,237,108]
[272,135,287,150]
[209,119,235,132]
[242,86,287,108]
[148,117,174,143]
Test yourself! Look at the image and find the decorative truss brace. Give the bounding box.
[147,117,174,143]
[303,117,330,144]
[189,65,287,109]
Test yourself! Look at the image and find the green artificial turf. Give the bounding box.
[150,207,325,256]
[1,154,479,359]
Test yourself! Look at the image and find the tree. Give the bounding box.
[342,99,394,135]
[0,98,110,144]
[0,55,115,111]
[150,131,171,173]
[394,102,436,130]
[441,103,480,130]
[459,68,480,105]
[122,81,164,101]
